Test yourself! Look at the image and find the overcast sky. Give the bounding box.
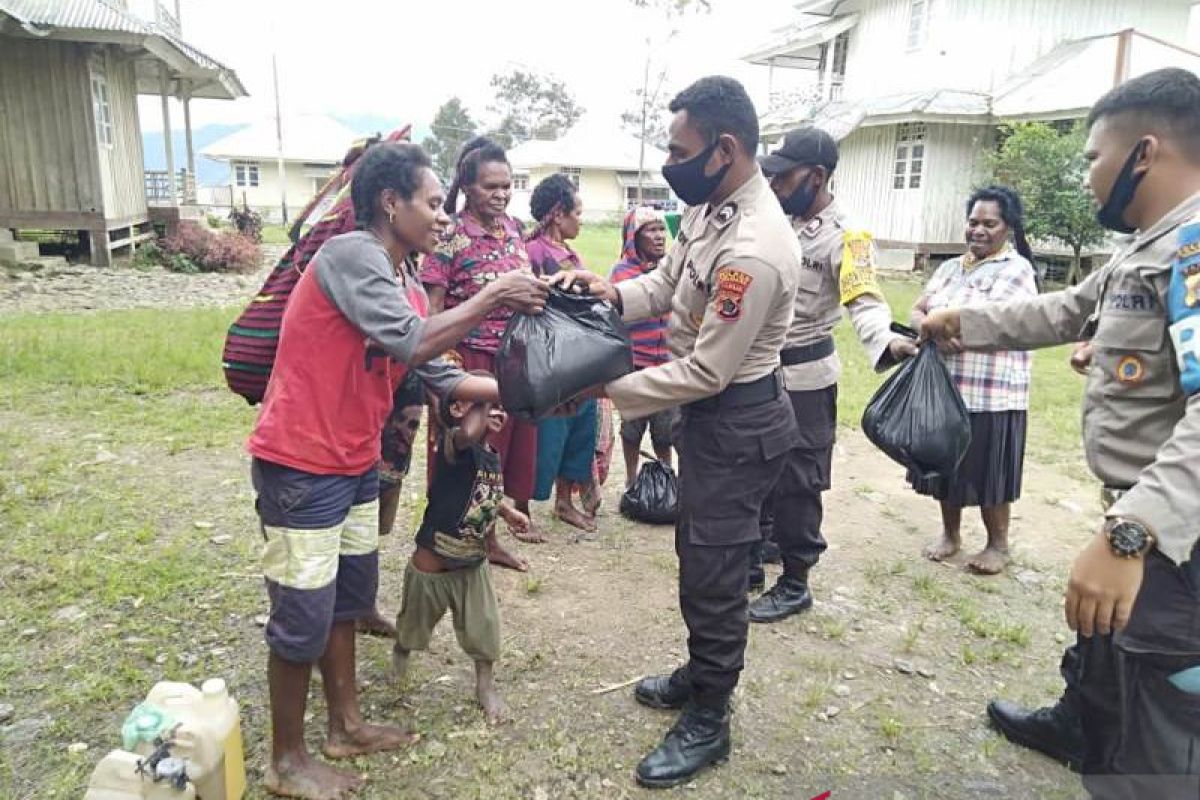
[138,0,804,134]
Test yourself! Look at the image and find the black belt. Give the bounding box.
[687,371,781,412]
[781,337,835,366]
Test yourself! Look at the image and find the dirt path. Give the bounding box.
[0,399,1095,799]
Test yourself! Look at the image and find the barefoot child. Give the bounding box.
[392,387,521,723]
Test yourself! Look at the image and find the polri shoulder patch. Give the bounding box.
[713,267,753,322]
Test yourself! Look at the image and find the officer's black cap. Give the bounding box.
[758,126,839,176]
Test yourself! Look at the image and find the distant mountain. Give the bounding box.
[142,118,432,188]
[142,123,243,186]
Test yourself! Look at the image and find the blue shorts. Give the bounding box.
[252,458,380,663]
[534,399,598,501]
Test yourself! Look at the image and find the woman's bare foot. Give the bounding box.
[475,662,507,725]
[355,607,396,639]
[554,500,597,533]
[966,546,1009,575]
[486,538,529,571]
[501,501,546,544]
[264,753,363,800]
[922,534,960,562]
[579,481,601,517]
[322,722,419,760]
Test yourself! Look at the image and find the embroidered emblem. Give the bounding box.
[802,217,823,238]
[1116,355,1145,385]
[713,267,753,321]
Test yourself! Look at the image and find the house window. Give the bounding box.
[90,69,114,147]
[234,162,260,188]
[625,185,671,206]
[559,167,582,188]
[893,123,926,190]
[513,173,529,191]
[906,0,929,51]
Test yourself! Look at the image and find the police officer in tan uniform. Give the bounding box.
[923,69,1200,797]
[747,127,918,620]
[552,76,802,789]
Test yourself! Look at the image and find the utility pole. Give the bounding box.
[636,41,650,207]
[272,53,288,223]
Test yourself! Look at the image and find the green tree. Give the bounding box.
[421,97,478,181]
[487,70,584,148]
[988,121,1107,284]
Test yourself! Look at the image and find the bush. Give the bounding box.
[205,213,225,229]
[228,206,263,242]
[132,241,163,271]
[160,222,262,273]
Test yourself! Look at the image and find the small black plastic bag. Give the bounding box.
[861,341,972,481]
[496,289,634,421]
[619,455,679,525]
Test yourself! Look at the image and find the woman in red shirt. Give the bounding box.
[248,142,545,800]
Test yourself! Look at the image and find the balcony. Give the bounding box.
[145,169,196,206]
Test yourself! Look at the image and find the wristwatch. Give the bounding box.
[1104,517,1155,559]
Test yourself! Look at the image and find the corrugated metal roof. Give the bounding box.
[509,122,670,175]
[201,114,364,162]
[993,31,1200,119]
[0,0,245,98]
[0,0,149,34]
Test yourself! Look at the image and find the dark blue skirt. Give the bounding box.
[908,410,1026,508]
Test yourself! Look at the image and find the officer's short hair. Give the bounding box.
[669,76,759,155]
[1088,68,1200,162]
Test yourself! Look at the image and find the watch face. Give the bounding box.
[1110,521,1148,556]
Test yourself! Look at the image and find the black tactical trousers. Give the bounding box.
[673,384,797,709]
[752,385,837,582]
[1060,546,1200,798]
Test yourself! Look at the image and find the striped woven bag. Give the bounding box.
[220,125,411,404]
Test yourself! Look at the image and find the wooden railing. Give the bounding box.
[145,169,196,205]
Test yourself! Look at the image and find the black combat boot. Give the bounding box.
[635,703,731,788]
[634,670,691,710]
[748,573,813,623]
[986,698,1083,772]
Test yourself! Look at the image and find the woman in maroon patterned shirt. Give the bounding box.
[420,137,545,542]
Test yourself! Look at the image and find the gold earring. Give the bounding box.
[387,208,395,224]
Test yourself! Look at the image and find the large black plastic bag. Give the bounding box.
[861,341,972,481]
[496,289,635,421]
[620,455,679,524]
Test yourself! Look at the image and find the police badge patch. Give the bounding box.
[713,267,753,322]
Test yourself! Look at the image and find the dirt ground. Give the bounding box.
[0,261,1095,798]
[0,404,1095,799]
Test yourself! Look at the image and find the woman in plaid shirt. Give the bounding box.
[911,186,1040,575]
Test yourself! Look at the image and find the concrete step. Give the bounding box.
[0,229,14,243]
[0,240,40,264]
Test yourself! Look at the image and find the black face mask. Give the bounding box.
[662,140,731,206]
[1096,140,1149,234]
[780,173,820,218]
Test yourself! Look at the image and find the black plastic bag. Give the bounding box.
[496,289,635,421]
[620,455,679,524]
[861,341,972,481]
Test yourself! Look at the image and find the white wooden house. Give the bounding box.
[743,0,1200,264]
[201,114,362,224]
[507,123,676,223]
[0,0,244,266]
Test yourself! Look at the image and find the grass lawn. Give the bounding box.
[0,277,1085,797]
[260,225,291,246]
